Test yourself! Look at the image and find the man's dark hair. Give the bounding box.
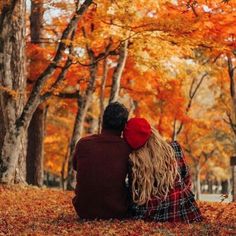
[102,102,129,131]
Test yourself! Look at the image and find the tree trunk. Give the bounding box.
[194,163,201,200]
[221,180,229,194]
[26,0,45,186]
[109,41,128,103]
[61,137,70,190]
[0,0,27,183]
[26,107,45,186]
[85,103,98,134]
[67,60,98,189]
[227,56,236,138]
[208,179,213,193]
[98,58,108,133]
[30,0,44,43]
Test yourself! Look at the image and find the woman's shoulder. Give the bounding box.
[170,141,182,150]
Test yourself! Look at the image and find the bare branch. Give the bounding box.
[40,60,72,102]
[40,29,77,101]
[227,56,235,98]
[189,78,196,99]
[175,73,208,137]
[56,91,81,99]
[190,73,208,99]
[224,112,236,136]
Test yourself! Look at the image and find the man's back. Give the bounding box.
[73,129,131,219]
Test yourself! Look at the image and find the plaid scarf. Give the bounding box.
[130,141,203,223]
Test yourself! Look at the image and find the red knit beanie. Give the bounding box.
[124,118,151,149]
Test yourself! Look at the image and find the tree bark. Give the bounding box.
[0,0,27,183]
[26,107,45,186]
[98,58,108,133]
[30,0,44,43]
[221,180,229,194]
[86,105,98,134]
[26,0,45,186]
[109,41,128,103]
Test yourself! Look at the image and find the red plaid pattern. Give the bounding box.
[130,141,203,223]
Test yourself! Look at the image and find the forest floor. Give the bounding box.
[0,185,236,236]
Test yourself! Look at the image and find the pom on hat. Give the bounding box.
[123,118,151,149]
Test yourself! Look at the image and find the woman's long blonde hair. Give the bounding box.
[130,127,179,205]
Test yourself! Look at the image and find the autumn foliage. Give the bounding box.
[0,185,235,235]
[1,0,235,227]
[21,0,236,184]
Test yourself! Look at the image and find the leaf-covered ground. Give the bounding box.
[0,185,235,236]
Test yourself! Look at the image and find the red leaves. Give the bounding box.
[0,185,235,235]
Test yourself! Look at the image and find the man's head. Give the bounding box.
[102,102,129,131]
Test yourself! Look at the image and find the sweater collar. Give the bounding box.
[101,128,122,137]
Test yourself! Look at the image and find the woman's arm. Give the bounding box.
[171,141,191,187]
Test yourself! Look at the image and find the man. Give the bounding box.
[72,102,131,219]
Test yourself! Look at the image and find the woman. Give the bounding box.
[123,117,203,223]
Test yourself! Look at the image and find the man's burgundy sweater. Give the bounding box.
[72,129,131,219]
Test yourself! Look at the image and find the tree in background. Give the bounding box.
[26,0,46,187]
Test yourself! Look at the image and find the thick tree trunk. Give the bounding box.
[67,61,98,189]
[30,0,44,43]
[26,0,45,186]
[0,128,27,183]
[109,41,128,103]
[26,107,45,186]
[98,58,108,133]
[0,1,27,183]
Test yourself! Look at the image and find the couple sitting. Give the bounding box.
[72,102,202,223]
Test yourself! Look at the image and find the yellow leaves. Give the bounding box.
[44,135,62,144]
